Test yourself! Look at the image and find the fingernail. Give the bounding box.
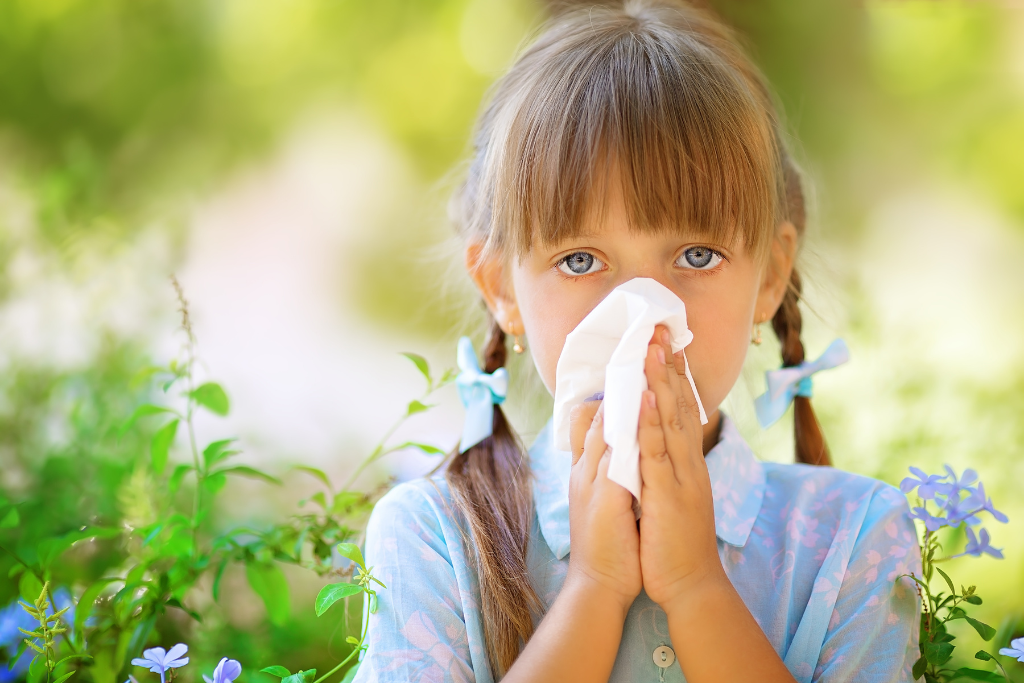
[584,392,605,402]
[656,346,665,364]
[661,329,670,345]
[645,391,656,409]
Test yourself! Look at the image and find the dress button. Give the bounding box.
[653,645,675,668]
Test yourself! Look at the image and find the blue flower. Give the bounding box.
[900,467,949,500]
[1000,637,1024,662]
[963,527,1003,559]
[203,658,242,683]
[911,506,946,532]
[132,644,189,683]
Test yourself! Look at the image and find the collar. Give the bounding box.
[529,412,766,560]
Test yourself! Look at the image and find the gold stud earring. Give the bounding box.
[752,315,764,346]
[510,322,525,354]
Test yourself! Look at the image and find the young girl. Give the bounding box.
[353,2,920,681]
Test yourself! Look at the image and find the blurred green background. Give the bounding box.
[1,0,1022,679]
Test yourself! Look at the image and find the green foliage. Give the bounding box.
[903,533,1017,682]
[0,285,452,683]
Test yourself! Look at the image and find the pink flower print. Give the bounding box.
[397,612,473,683]
[889,544,908,559]
[885,520,898,538]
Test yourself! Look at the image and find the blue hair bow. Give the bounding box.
[755,338,849,429]
[456,336,509,452]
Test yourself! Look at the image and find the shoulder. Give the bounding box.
[759,463,915,543]
[367,476,459,535]
[762,463,907,511]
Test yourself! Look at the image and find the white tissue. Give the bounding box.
[552,277,708,500]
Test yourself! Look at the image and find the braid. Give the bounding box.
[772,155,831,466]
[445,318,541,676]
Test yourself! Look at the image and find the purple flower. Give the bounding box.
[132,644,189,683]
[911,506,946,532]
[963,527,1003,559]
[1000,637,1024,662]
[203,658,241,683]
[900,467,949,500]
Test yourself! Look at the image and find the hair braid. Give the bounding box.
[772,156,832,466]
[445,319,541,676]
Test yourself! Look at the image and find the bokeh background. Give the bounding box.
[1,0,1022,679]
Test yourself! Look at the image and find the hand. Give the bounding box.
[637,325,726,610]
[566,400,642,613]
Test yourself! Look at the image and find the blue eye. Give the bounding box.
[677,246,722,270]
[558,252,605,276]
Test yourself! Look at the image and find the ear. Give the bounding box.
[754,221,798,323]
[465,241,522,334]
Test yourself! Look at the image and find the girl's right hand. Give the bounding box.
[567,401,642,613]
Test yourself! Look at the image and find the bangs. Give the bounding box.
[476,5,785,261]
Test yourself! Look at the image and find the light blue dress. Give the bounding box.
[352,415,921,682]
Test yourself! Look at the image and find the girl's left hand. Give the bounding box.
[637,325,726,611]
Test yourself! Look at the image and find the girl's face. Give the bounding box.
[471,178,796,438]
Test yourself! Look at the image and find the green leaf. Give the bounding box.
[336,542,365,569]
[935,566,956,598]
[393,441,446,456]
[315,582,362,617]
[974,651,993,661]
[401,352,431,386]
[949,668,1003,682]
[331,492,367,515]
[52,672,76,683]
[37,527,119,568]
[345,636,359,645]
[191,382,230,416]
[216,466,282,485]
[203,439,240,468]
[150,420,179,475]
[964,616,996,641]
[293,466,331,488]
[924,640,954,666]
[280,670,316,683]
[75,580,116,635]
[203,472,228,494]
[18,572,43,603]
[54,655,92,669]
[212,558,230,602]
[260,667,291,679]
[369,591,378,614]
[339,663,360,683]
[0,506,19,528]
[121,404,175,433]
[168,464,193,493]
[246,562,291,626]
[964,595,982,605]
[406,400,431,416]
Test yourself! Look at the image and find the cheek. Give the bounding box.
[511,271,597,395]
[681,286,757,410]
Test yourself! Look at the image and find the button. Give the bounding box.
[653,645,675,668]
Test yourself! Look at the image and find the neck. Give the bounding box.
[702,409,723,455]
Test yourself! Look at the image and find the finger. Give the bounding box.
[580,401,607,482]
[654,325,687,402]
[645,338,699,473]
[569,400,601,465]
[672,349,703,424]
[638,389,676,488]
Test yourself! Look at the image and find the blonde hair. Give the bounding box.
[446,0,831,676]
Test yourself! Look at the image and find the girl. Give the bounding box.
[353,1,920,681]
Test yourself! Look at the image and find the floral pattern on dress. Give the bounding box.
[354,415,920,683]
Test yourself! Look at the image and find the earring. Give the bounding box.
[510,322,525,354]
[751,315,763,346]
